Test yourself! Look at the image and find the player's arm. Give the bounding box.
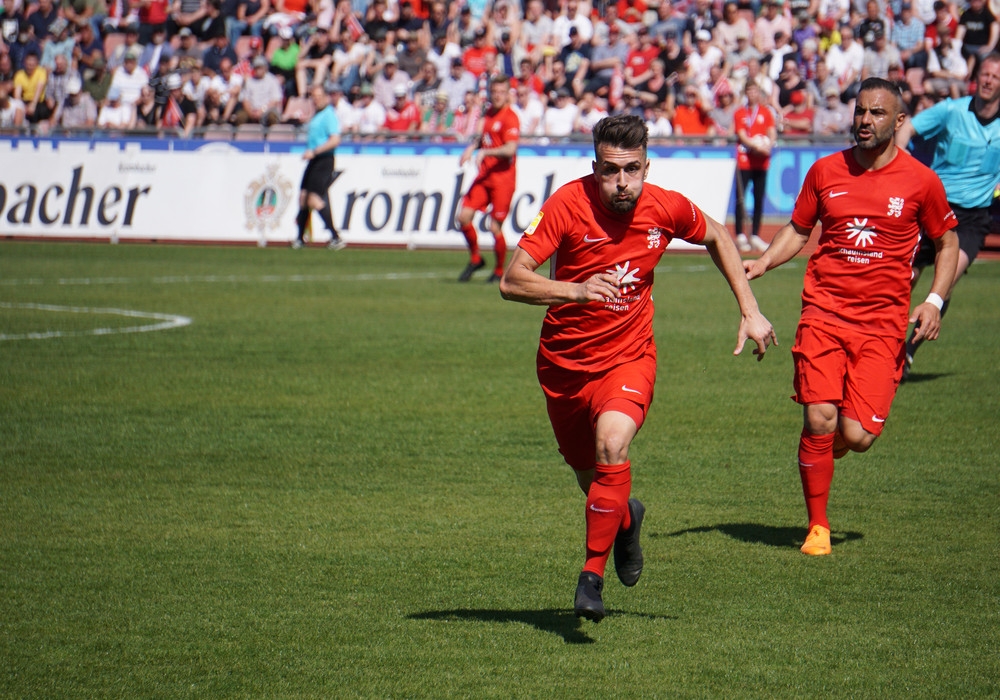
[910,228,959,342]
[895,116,917,149]
[459,122,485,165]
[743,219,812,280]
[700,214,778,360]
[499,247,621,306]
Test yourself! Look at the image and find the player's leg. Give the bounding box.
[294,186,310,248]
[456,181,488,281]
[749,169,768,251]
[734,169,751,252]
[793,322,847,555]
[485,180,515,282]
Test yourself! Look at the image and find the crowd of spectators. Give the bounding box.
[0,0,996,139]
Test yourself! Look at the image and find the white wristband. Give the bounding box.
[925,292,944,311]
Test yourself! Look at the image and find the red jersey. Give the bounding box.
[384,101,420,131]
[477,104,519,178]
[518,176,707,373]
[734,103,775,170]
[792,148,956,336]
[139,0,169,24]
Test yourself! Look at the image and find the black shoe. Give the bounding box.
[614,499,645,587]
[901,352,913,382]
[574,571,605,622]
[486,272,501,283]
[458,260,486,282]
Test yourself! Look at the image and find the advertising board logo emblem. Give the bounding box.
[244,164,293,232]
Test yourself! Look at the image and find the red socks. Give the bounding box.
[461,223,481,263]
[492,231,507,275]
[582,461,631,578]
[798,430,835,530]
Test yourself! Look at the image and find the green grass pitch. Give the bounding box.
[1,242,997,698]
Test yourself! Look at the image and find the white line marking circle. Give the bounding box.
[0,302,192,341]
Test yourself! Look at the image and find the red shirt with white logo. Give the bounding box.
[734,103,775,170]
[477,103,520,180]
[517,175,707,373]
[792,148,955,336]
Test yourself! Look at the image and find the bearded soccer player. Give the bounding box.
[499,115,777,622]
[456,74,520,282]
[745,78,959,556]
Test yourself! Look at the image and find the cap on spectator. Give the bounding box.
[278,26,294,40]
[249,36,262,48]
[695,29,711,42]
[735,25,749,40]
[328,81,345,92]
[555,86,572,98]
[359,82,374,95]
[108,86,122,100]
[664,28,678,40]
[92,56,106,69]
[460,4,471,11]
[824,85,840,97]
[790,90,805,105]
[178,27,194,37]
[474,27,487,38]
[49,18,69,35]
[125,47,141,60]
[393,84,407,97]
[67,76,82,94]
[384,54,398,63]
[900,1,912,7]
[125,22,140,33]
[451,57,464,67]
[873,28,885,39]
[568,26,579,36]
[166,72,183,89]
[252,55,268,68]
[933,0,946,9]
[435,89,448,101]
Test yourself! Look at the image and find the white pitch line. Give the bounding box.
[0,302,192,341]
[0,271,448,287]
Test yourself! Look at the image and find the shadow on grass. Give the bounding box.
[658,523,863,550]
[408,608,676,644]
[901,371,951,384]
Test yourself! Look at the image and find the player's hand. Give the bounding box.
[735,311,778,361]
[744,258,767,280]
[909,304,942,342]
[575,273,620,303]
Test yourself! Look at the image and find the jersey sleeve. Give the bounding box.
[503,109,520,142]
[667,190,707,244]
[516,183,574,265]
[918,168,957,239]
[910,98,951,142]
[791,160,822,230]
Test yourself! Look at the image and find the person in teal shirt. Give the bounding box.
[293,84,344,249]
[896,53,1000,377]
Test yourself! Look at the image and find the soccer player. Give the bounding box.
[293,84,345,250]
[499,115,777,622]
[745,78,960,556]
[456,74,520,283]
[894,52,1000,378]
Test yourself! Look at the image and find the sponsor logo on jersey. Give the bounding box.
[524,210,543,235]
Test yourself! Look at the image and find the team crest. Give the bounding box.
[244,163,293,233]
[647,227,663,249]
[887,197,904,218]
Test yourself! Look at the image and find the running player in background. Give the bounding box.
[500,114,776,622]
[895,53,1000,379]
[745,78,959,556]
[456,74,519,282]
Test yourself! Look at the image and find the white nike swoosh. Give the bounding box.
[872,415,886,423]
[584,235,608,243]
[621,385,642,395]
[829,191,848,198]
[798,461,814,468]
[588,504,616,513]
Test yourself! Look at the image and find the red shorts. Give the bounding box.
[537,348,656,472]
[792,320,905,436]
[462,174,515,223]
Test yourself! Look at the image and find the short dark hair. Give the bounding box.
[593,114,648,157]
[858,76,902,99]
